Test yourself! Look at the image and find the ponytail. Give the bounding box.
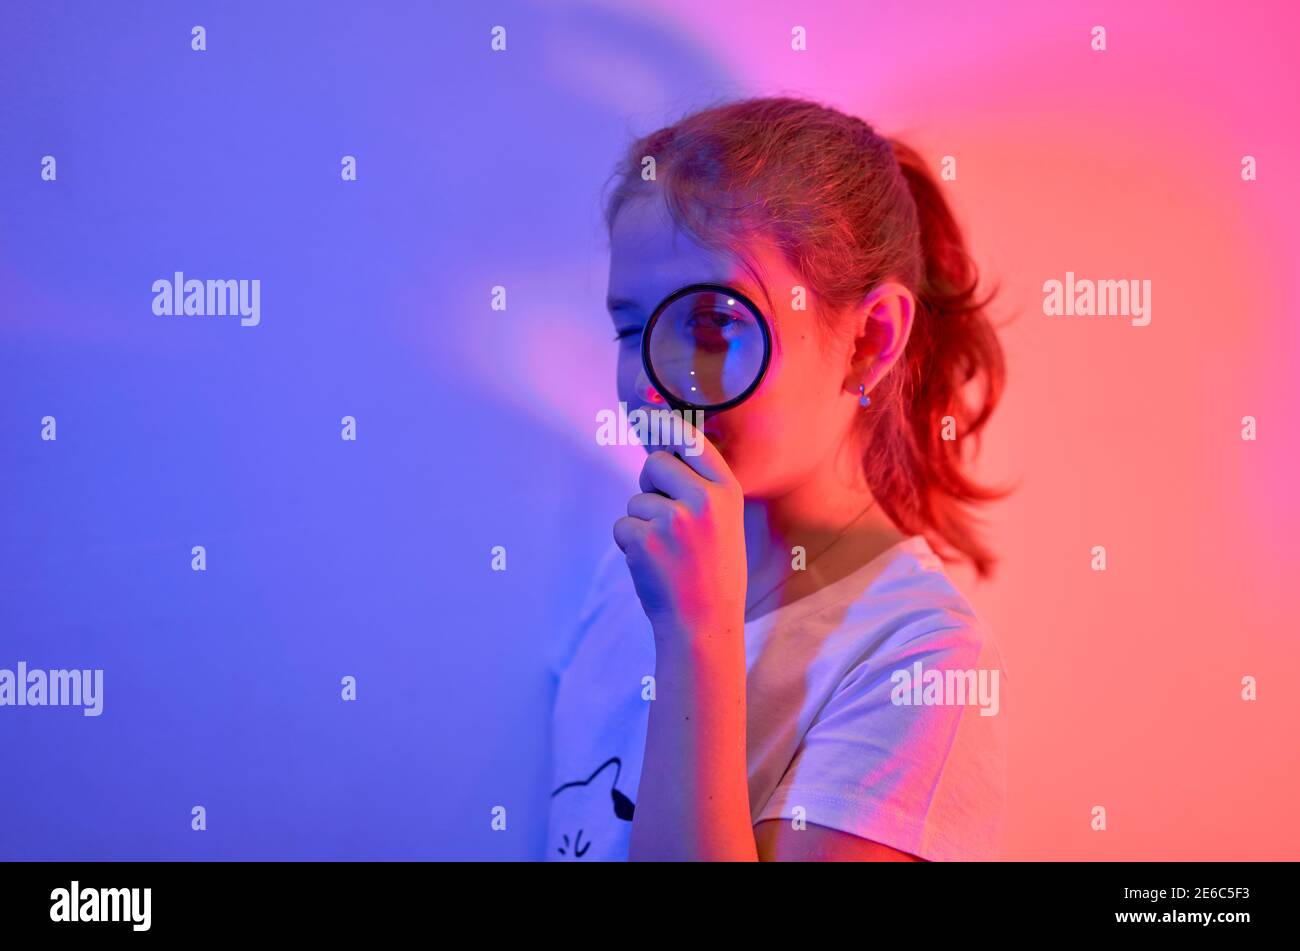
[879,138,1009,578]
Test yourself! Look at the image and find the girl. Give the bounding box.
[547,96,1009,862]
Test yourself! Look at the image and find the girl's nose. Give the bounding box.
[635,365,667,406]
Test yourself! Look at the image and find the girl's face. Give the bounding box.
[607,195,863,499]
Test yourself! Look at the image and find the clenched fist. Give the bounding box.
[612,418,748,646]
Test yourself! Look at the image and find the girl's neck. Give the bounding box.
[741,463,907,623]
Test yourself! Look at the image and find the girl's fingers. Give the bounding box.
[664,411,735,486]
[627,491,678,522]
[612,515,648,554]
[638,450,701,502]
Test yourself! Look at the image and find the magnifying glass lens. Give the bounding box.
[644,289,767,410]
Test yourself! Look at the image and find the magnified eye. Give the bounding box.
[685,308,744,335]
[690,309,739,327]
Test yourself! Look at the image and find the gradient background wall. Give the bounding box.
[2,0,1297,860]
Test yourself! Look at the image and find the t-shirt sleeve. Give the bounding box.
[752,620,1008,861]
[546,543,627,682]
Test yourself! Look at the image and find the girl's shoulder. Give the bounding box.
[764,534,1007,688]
[833,534,1009,687]
[547,544,638,679]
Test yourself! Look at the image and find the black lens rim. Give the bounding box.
[640,282,773,413]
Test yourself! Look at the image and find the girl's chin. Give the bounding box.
[703,428,733,455]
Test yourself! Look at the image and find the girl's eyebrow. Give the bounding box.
[605,296,643,315]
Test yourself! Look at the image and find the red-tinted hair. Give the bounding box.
[603,96,1009,578]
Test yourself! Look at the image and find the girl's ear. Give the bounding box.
[843,280,916,395]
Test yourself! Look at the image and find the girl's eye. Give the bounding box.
[613,327,643,342]
[686,310,742,333]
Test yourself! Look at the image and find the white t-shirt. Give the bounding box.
[545,534,1008,861]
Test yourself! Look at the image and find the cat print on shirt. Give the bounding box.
[550,756,636,859]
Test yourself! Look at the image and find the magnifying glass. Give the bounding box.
[641,282,773,414]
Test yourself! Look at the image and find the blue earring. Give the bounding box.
[858,384,871,408]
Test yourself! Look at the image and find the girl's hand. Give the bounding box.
[612,421,747,646]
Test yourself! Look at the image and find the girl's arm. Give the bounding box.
[612,423,755,861]
[628,617,757,861]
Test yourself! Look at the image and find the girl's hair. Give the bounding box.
[603,96,1008,579]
